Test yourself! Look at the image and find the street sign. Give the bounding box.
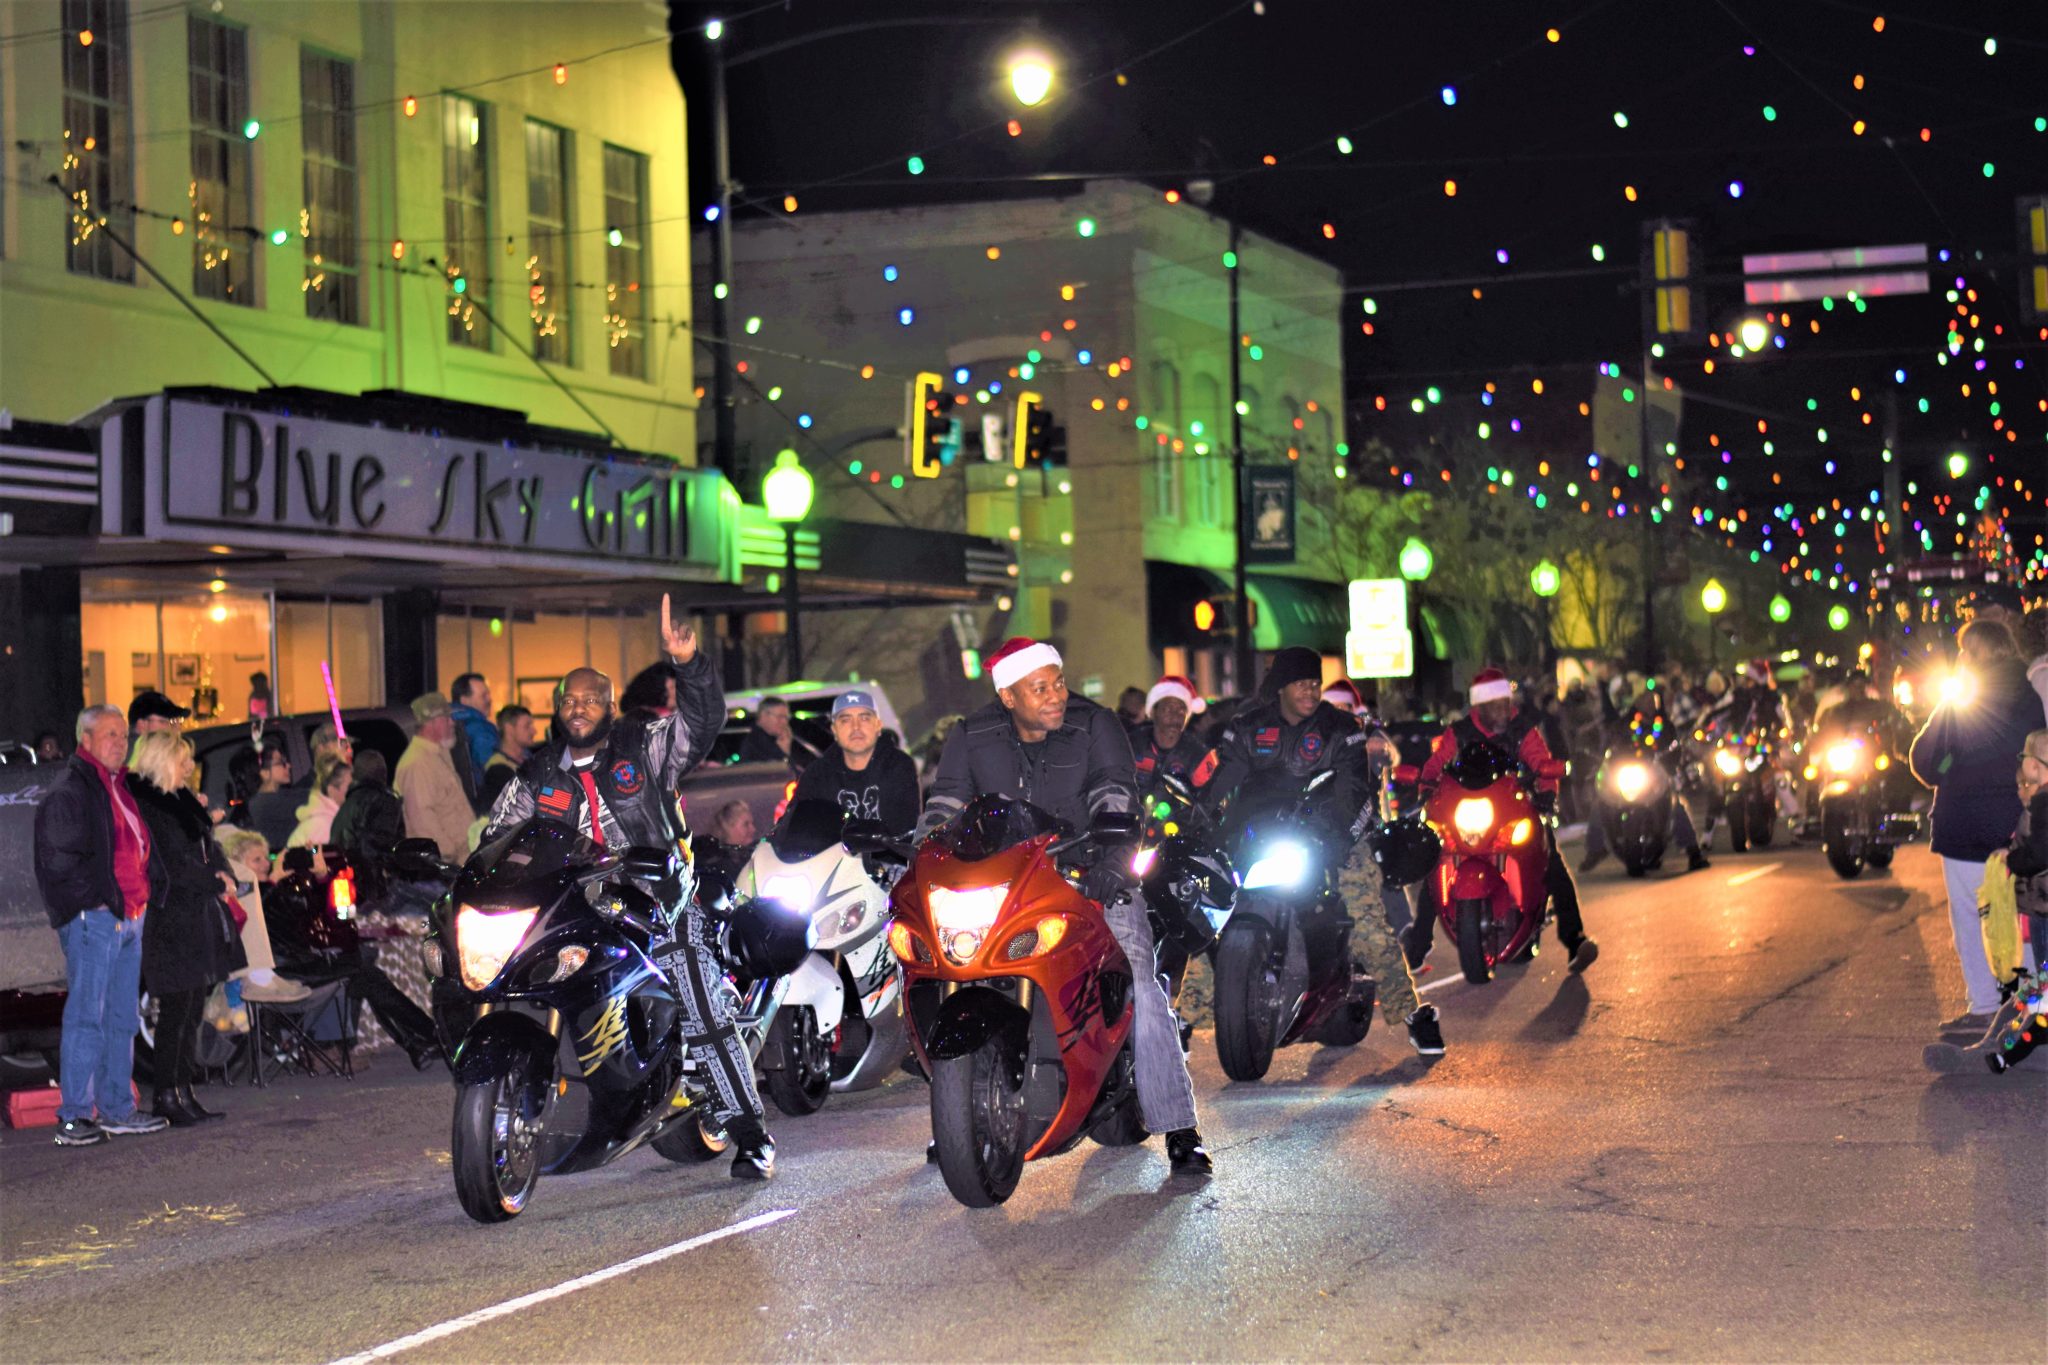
[1742,243,1928,304]
[1245,466,1297,563]
[1346,577,1413,678]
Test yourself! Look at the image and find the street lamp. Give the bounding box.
[1007,50,1055,107]
[1768,593,1792,623]
[763,449,815,681]
[1701,577,1727,664]
[1529,559,1560,675]
[1736,316,1772,352]
[1946,451,1970,479]
[1398,537,1434,582]
[1827,603,1852,632]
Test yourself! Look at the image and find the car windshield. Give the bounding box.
[460,817,602,907]
[1445,738,1519,789]
[930,793,1068,862]
[771,799,847,860]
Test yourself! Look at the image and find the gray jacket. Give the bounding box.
[918,696,1135,838]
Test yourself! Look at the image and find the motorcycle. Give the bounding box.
[1808,732,1920,879]
[1135,775,1239,1002]
[1594,745,1677,877]
[870,795,1152,1208]
[734,800,907,1115]
[1210,769,1379,1082]
[1413,741,1560,985]
[413,820,812,1224]
[1709,730,1778,853]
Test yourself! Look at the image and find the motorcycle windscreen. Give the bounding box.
[770,799,848,861]
[1444,739,1519,790]
[459,817,603,909]
[929,793,1068,862]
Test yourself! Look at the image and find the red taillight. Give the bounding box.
[329,868,356,912]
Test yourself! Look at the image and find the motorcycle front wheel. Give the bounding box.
[1750,797,1776,848]
[764,1006,832,1117]
[451,1065,547,1223]
[1725,796,1751,853]
[1213,916,1283,1081]
[1454,898,1493,985]
[1866,844,1895,869]
[931,1036,1028,1208]
[1822,804,1864,880]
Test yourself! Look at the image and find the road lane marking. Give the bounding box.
[327,1207,796,1364]
[1417,971,1468,996]
[1726,862,1782,887]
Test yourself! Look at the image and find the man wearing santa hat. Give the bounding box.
[918,637,1213,1175]
[1131,675,1209,790]
[1412,667,1599,973]
[1197,646,1446,1057]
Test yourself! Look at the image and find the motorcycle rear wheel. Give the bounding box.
[1311,971,1374,1046]
[1213,917,1282,1081]
[651,1112,731,1162]
[1866,844,1895,869]
[451,1066,546,1223]
[1750,798,1776,848]
[1454,898,1492,985]
[764,1006,832,1117]
[931,1037,1028,1208]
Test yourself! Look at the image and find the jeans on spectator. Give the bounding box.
[1104,892,1199,1134]
[1939,856,2002,1014]
[57,908,144,1122]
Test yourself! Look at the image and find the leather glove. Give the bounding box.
[1079,861,1135,908]
[1533,789,1557,816]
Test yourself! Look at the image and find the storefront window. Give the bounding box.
[275,597,383,714]
[81,585,272,723]
[435,605,657,717]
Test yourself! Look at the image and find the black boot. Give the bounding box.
[152,1087,202,1128]
[1687,847,1711,872]
[726,1116,776,1181]
[1165,1128,1213,1176]
[178,1083,225,1121]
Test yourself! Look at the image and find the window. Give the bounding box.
[1189,374,1224,525]
[61,0,133,280]
[602,144,647,378]
[188,15,254,303]
[1149,360,1183,520]
[301,52,359,323]
[525,121,571,362]
[443,95,491,347]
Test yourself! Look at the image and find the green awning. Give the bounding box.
[1248,574,1348,652]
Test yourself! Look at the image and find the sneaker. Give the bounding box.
[1406,1004,1446,1056]
[1687,849,1712,872]
[1165,1128,1213,1175]
[1567,938,1600,973]
[1938,1010,1998,1038]
[98,1111,170,1136]
[727,1120,776,1181]
[53,1117,106,1147]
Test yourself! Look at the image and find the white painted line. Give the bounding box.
[328,1207,797,1364]
[1416,971,1468,996]
[1726,861,1782,887]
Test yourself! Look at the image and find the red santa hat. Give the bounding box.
[1322,678,1363,711]
[1468,667,1514,705]
[1145,674,1205,715]
[988,636,1064,691]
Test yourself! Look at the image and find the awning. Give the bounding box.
[1247,573,1348,653]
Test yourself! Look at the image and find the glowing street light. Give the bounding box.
[1701,578,1728,614]
[1946,451,1970,479]
[763,450,815,678]
[1399,537,1434,582]
[1008,51,1055,107]
[1828,603,1852,632]
[1736,316,1771,351]
[1529,560,1561,598]
[1768,593,1792,623]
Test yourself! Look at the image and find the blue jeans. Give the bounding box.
[57,908,144,1122]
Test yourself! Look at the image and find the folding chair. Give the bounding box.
[245,978,358,1086]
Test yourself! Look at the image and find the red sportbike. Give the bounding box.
[867,795,1150,1208]
[1403,741,1564,984]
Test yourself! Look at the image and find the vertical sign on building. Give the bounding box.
[1244,466,1296,563]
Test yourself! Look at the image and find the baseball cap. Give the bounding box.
[830,689,878,719]
[128,690,191,726]
[410,692,452,724]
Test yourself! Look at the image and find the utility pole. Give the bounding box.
[1228,218,1253,694]
[706,43,739,485]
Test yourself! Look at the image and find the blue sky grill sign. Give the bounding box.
[123,396,737,580]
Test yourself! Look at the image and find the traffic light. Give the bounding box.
[2021,195,2047,323]
[907,372,960,478]
[1645,220,1698,337]
[1012,392,1064,467]
[1193,595,1253,639]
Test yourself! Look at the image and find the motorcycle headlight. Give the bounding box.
[1938,669,1977,709]
[1452,798,1495,842]
[1241,841,1310,891]
[455,905,538,992]
[813,898,867,940]
[762,874,811,910]
[1825,741,1863,775]
[1131,846,1160,879]
[928,884,1009,964]
[1507,818,1534,847]
[1714,749,1743,777]
[1612,762,1651,802]
[1893,679,1915,708]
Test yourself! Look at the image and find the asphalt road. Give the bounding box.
[3,840,2041,1363]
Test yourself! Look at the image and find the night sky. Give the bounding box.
[670,0,2047,584]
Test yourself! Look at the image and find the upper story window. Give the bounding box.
[602,144,647,379]
[300,51,359,324]
[525,120,571,363]
[443,95,491,348]
[1148,360,1183,521]
[188,15,255,304]
[61,0,133,281]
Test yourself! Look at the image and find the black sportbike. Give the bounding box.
[412,819,810,1224]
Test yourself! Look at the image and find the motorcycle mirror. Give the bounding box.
[840,818,892,853]
[621,845,675,881]
[1160,774,1194,800]
[1089,810,1142,845]
[1537,759,1569,782]
[390,837,447,878]
[1392,763,1420,784]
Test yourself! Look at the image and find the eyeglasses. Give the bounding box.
[558,694,609,714]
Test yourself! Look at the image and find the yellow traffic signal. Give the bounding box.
[908,372,945,478]
[1012,390,1043,469]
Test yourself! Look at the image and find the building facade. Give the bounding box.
[702,181,1353,705]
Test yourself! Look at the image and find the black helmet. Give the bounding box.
[1370,815,1441,887]
[1146,842,1236,956]
[725,897,815,980]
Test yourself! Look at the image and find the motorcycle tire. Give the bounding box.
[1750,799,1776,849]
[1725,798,1751,854]
[1088,1087,1148,1148]
[651,1113,731,1163]
[1622,855,1650,878]
[1454,898,1493,985]
[931,1037,1028,1208]
[1311,971,1374,1047]
[764,1006,832,1117]
[451,1066,547,1224]
[1866,844,1895,870]
[1822,806,1864,880]
[1212,917,1282,1081]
